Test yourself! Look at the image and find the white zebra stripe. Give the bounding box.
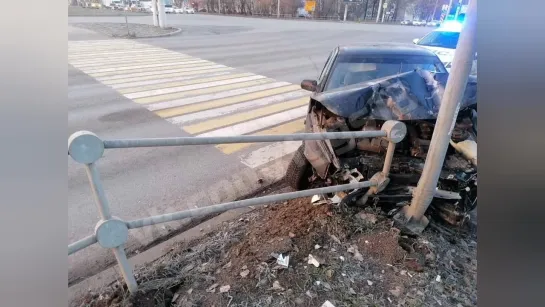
[167,90,308,126]
[196,106,307,138]
[124,75,267,100]
[239,141,302,169]
[145,81,292,111]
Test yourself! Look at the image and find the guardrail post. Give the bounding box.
[68,131,138,293]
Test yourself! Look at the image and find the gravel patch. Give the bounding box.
[71,22,180,39]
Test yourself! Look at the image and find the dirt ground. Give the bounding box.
[74,195,477,307]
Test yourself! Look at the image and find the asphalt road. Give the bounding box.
[68,13,432,283]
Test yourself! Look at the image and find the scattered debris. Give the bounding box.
[389,286,403,297]
[357,212,378,225]
[206,283,219,293]
[321,300,336,307]
[347,245,364,261]
[74,196,477,307]
[240,269,250,278]
[330,194,343,204]
[219,285,231,293]
[311,195,322,203]
[436,275,442,282]
[315,244,322,250]
[171,293,180,303]
[308,254,321,267]
[269,281,285,291]
[276,254,290,268]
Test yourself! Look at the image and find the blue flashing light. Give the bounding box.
[439,20,463,32]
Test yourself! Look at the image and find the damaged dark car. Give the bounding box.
[286,44,477,226]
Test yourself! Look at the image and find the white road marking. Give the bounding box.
[240,141,302,169]
[110,71,234,89]
[97,65,227,81]
[70,56,194,68]
[82,60,208,74]
[167,90,308,125]
[145,81,292,111]
[124,75,267,99]
[196,106,307,138]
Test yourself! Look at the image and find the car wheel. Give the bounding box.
[285,145,312,190]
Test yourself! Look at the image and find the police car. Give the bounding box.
[413,21,477,75]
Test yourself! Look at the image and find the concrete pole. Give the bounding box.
[394,0,477,234]
[158,0,167,28]
[151,0,159,26]
[218,0,221,14]
[381,2,386,23]
[376,0,383,23]
[343,4,348,21]
[277,0,280,18]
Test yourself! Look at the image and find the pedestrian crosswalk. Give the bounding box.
[68,40,308,169]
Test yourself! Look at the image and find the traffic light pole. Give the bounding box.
[343,4,348,21]
[394,0,477,234]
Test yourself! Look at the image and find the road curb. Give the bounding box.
[68,206,254,306]
[68,154,295,305]
[133,27,182,39]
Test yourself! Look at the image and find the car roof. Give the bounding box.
[337,43,439,58]
[434,21,463,32]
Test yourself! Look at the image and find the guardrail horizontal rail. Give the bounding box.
[102,131,388,149]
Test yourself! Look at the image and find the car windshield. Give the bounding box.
[324,54,446,91]
[417,31,460,49]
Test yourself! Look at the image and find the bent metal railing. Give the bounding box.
[67,120,407,293]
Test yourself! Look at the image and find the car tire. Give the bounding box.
[285,144,311,190]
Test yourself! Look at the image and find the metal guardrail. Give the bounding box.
[67,120,407,293]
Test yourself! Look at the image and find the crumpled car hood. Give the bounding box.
[312,70,477,121]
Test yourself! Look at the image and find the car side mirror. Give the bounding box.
[412,38,419,44]
[301,79,318,92]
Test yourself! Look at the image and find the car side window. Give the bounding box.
[317,48,338,87]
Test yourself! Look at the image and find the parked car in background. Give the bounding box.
[400,20,412,25]
[174,6,184,14]
[185,7,195,14]
[412,20,426,26]
[412,21,477,75]
[426,20,441,27]
[165,4,174,13]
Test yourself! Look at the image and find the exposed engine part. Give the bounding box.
[417,122,434,140]
[325,116,356,156]
[355,120,389,154]
[452,117,474,142]
[357,138,389,153]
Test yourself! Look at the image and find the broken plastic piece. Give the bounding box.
[276,254,290,268]
[219,285,231,293]
[311,195,322,203]
[322,300,336,307]
[308,254,320,267]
